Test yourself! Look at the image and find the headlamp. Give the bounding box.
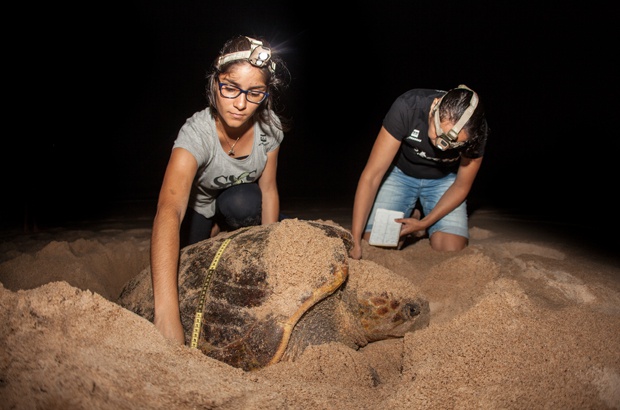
[433,84,478,151]
[216,37,276,73]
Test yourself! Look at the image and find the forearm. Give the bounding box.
[351,173,382,244]
[150,207,183,331]
[261,186,280,224]
[419,183,470,228]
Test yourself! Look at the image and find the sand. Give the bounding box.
[1,205,619,409]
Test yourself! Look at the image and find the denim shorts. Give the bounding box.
[365,166,469,238]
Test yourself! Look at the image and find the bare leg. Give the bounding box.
[210,223,221,238]
[409,209,426,238]
[429,232,468,251]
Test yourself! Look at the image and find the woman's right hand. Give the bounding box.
[154,312,186,345]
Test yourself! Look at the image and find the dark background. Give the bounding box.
[5,1,617,244]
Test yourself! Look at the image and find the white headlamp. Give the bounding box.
[216,36,276,73]
[433,84,479,151]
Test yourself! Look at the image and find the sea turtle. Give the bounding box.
[118,219,429,371]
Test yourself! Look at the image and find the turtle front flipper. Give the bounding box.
[269,265,348,366]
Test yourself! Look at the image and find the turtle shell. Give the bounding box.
[177,219,352,370]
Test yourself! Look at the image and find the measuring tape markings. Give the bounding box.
[190,228,249,349]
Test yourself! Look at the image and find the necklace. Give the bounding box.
[225,136,241,156]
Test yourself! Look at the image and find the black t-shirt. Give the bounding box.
[383,89,486,179]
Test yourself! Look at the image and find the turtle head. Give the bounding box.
[358,292,430,342]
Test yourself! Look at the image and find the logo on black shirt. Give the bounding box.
[406,129,421,142]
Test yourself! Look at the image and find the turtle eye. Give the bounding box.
[404,303,421,317]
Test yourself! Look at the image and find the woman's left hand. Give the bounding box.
[395,217,426,237]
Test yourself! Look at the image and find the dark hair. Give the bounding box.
[206,35,291,132]
[439,87,489,156]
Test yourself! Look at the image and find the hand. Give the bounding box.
[154,313,186,345]
[395,217,426,238]
[210,222,221,237]
[349,242,362,260]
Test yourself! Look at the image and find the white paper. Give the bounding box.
[368,208,404,247]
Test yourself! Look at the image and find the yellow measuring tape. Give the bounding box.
[190,228,248,349]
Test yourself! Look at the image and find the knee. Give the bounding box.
[218,184,261,214]
[429,232,468,251]
[216,184,262,229]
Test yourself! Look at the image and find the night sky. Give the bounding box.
[6,1,617,243]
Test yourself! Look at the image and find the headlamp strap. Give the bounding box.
[216,36,275,73]
[450,84,478,135]
[434,84,479,142]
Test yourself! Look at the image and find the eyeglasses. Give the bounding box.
[218,82,269,104]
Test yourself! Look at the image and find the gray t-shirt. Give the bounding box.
[173,108,283,218]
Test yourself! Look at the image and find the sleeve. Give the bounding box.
[382,95,412,142]
[266,129,283,152]
[173,111,213,165]
[258,115,284,153]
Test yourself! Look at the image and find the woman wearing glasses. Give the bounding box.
[349,85,489,260]
[150,35,290,344]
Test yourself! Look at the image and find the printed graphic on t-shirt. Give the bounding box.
[403,129,460,163]
[412,147,460,163]
[406,129,421,142]
[258,133,268,147]
[213,170,258,188]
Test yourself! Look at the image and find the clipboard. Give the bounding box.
[368,208,404,247]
